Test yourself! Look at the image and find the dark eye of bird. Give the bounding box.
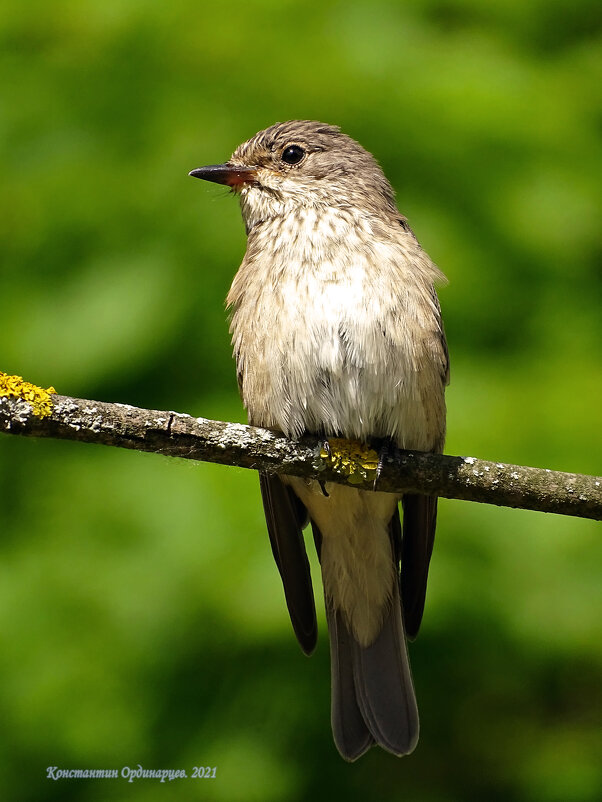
[281,145,306,165]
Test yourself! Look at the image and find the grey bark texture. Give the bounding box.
[0,393,600,521]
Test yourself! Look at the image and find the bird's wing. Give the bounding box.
[400,280,448,640]
[431,284,450,387]
[259,473,317,655]
[400,495,438,640]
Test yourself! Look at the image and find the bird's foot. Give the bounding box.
[317,439,330,495]
[374,437,396,491]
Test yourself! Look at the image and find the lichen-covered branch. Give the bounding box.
[0,391,600,521]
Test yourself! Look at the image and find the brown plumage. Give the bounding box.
[190,120,449,760]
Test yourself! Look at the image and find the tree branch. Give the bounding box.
[0,392,600,521]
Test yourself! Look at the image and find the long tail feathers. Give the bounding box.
[328,607,374,760]
[327,579,419,761]
[260,480,426,758]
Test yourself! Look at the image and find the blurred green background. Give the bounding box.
[1,0,601,799]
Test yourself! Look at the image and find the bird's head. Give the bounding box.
[189,120,397,232]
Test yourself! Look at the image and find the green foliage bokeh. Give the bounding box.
[1,1,600,800]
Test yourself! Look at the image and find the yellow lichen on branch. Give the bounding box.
[320,438,380,485]
[0,372,56,418]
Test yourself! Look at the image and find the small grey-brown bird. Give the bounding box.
[190,120,448,760]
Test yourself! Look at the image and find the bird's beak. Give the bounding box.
[188,163,257,189]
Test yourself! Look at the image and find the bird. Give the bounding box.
[189,120,449,760]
